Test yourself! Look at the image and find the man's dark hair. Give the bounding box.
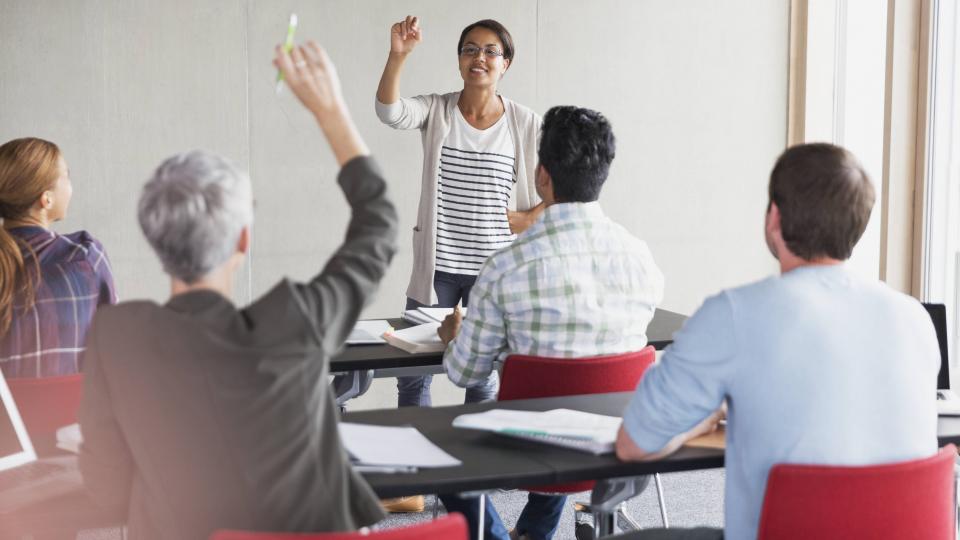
[457,19,515,62]
[768,143,875,261]
[537,106,616,203]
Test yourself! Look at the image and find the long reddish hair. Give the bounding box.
[0,137,62,336]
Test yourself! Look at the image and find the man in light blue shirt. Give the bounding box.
[616,143,939,540]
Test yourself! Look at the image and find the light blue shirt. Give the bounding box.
[623,264,939,540]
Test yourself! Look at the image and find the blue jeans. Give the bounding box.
[439,492,567,540]
[398,271,499,407]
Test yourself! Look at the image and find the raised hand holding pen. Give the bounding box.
[438,306,462,345]
[273,41,369,166]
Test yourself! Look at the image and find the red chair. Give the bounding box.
[7,374,84,441]
[757,444,957,540]
[209,513,468,540]
[497,347,667,528]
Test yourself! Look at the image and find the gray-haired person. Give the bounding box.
[78,41,397,540]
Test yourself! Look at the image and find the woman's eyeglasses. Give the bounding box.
[459,45,504,58]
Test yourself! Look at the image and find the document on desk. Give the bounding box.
[339,423,461,472]
[382,322,446,354]
[346,320,393,345]
[453,408,621,455]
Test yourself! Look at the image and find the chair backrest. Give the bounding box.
[498,345,656,401]
[7,374,84,438]
[757,444,957,540]
[497,346,656,494]
[209,513,468,540]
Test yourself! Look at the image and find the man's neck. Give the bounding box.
[779,254,843,274]
[170,271,234,300]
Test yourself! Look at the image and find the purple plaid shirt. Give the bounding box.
[0,226,117,378]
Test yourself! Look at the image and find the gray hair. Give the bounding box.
[138,150,253,284]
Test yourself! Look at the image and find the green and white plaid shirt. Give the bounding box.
[444,202,665,388]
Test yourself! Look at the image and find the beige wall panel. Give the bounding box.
[536,0,788,314]
[0,0,110,284]
[0,0,250,303]
[98,0,250,302]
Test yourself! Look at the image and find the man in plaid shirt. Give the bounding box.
[437,106,664,540]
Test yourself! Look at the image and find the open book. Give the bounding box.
[453,408,622,455]
[383,322,446,354]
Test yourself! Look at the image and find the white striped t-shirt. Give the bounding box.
[436,108,517,275]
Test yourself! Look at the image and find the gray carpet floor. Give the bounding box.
[79,469,724,539]
[377,469,725,539]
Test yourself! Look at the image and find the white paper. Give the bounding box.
[417,307,468,323]
[402,309,435,325]
[56,423,83,454]
[346,320,393,345]
[383,322,446,353]
[339,423,461,468]
[453,408,622,442]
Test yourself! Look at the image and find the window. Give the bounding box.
[920,0,960,380]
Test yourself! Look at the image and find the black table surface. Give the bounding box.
[347,393,960,498]
[330,308,688,372]
[8,391,960,536]
[343,392,723,498]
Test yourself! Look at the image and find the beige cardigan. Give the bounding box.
[375,92,542,305]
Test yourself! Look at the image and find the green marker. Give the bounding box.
[275,13,299,94]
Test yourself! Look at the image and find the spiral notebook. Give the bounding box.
[452,408,621,455]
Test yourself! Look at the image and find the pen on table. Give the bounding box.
[275,13,299,94]
[352,464,419,474]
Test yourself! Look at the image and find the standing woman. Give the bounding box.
[0,138,117,378]
[376,16,543,407]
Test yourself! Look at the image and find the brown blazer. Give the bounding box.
[79,156,396,540]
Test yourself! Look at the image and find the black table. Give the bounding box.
[330,308,689,373]
[7,392,960,538]
[343,392,724,498]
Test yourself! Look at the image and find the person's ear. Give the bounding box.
[535,164,548,188]
[40,191,54,210]
[236,226,250,255]
[766,202,781,236]
[501,58,511,77]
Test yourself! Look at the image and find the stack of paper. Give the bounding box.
[383,322,446,354]
[402,307,468,325]
[346,320,394,345]
[453,408,622,455]
[339,422,461,473]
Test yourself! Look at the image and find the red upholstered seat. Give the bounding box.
[757,444,957,539]
[8,374,84,440]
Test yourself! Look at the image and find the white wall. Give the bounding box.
[0,0,788,320]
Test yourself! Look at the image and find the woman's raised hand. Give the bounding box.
[274,40,369,165]
[390,15,422,55]
[274,40,345,121]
